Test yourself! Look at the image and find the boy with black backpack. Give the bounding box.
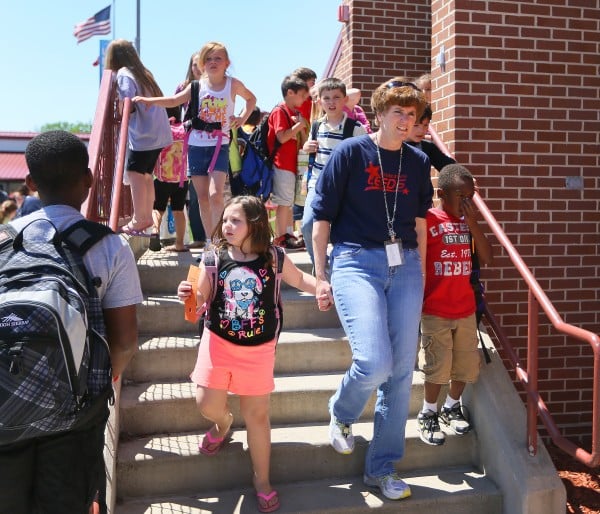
[301,78,367,265]
[0,131,143,513]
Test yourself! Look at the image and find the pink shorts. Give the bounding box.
[190,329,276,396]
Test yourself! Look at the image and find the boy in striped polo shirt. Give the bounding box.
[301,78,367,265]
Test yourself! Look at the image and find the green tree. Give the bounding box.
[39,121,92,134]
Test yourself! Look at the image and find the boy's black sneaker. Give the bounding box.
[273,233,305,251]
[439,403,471,435]
[417,409,445,445]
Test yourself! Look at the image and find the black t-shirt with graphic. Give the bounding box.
[207,249,279,345]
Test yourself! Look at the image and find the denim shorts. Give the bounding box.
[187,144,229,176]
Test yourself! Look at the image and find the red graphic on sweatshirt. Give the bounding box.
[364,161,409,194]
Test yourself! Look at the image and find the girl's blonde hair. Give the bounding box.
[212,196,273,264]
[198,41,230,76]
[370,76,427,122]
[104,39,163,96]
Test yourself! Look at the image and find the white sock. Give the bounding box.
[422,400,438,414]
[444,394,460,410]
[286,226,293,236]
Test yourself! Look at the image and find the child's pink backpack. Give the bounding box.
[154,121,189,187]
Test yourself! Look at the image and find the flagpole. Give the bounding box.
[135,0,140,54]
[112,0,115,39]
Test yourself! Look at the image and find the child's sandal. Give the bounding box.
[198,427,230,456]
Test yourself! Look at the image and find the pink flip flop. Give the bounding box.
[119,223,153,237]
[199,428,230,456]
[256,490,280,513]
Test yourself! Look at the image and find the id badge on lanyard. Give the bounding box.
[385,239,405,267]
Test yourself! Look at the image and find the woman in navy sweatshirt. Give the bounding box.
[311,77,432,502]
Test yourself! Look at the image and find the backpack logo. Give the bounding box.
[0,314,27,328]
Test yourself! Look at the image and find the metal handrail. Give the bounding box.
[85,70,132,230]
[429,125,600,467]
[108,98,131,232]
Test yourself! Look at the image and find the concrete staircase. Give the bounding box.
[113,247,565,514]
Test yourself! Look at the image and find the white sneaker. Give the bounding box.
[328,415,354,454]
[417,409,446,446]
[440,402,471,435]
[364,473,412,500]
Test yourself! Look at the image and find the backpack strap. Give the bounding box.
[470,239,491,364]
[61,219,114,255]
[270,245,286,339]
[60,220,114,293]
[199,249,219,318]
[342,117,359,140]
[310,120,321,141]
[184,80,200,125]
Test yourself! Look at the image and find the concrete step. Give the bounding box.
[125,328,350,382]
[137,248,313,295]
[115,469,501,513]
[116,420,479,500]
[119,372,427,437]
[137,290,341,336]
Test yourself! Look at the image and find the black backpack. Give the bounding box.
[183,80,200,131]
[250,106,293,168]
[0,218,114,444]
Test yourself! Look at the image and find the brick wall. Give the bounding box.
[334,0,600,444]
[333,0,431,123]
[430,0,600,445]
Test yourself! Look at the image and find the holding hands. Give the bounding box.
[316,279,334,312]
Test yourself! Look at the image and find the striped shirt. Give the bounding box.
[308,113,367,189]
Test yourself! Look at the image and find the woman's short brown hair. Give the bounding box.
[371,76,427,121]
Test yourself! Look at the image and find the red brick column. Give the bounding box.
[431,0,600,443]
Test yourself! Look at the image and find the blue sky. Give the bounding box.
[0,1,342,132]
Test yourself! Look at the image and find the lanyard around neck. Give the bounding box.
[375,134,403,241]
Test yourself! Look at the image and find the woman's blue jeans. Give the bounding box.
[329,244,423,478]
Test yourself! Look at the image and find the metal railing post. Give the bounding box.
[527,291,539,456]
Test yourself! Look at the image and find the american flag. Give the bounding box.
[73,6,111,44]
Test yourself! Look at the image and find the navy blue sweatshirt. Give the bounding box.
[312,134,433,249]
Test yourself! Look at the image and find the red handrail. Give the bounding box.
[109,98,131,232]
[429,125,600,467]
[85,70,132,231]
